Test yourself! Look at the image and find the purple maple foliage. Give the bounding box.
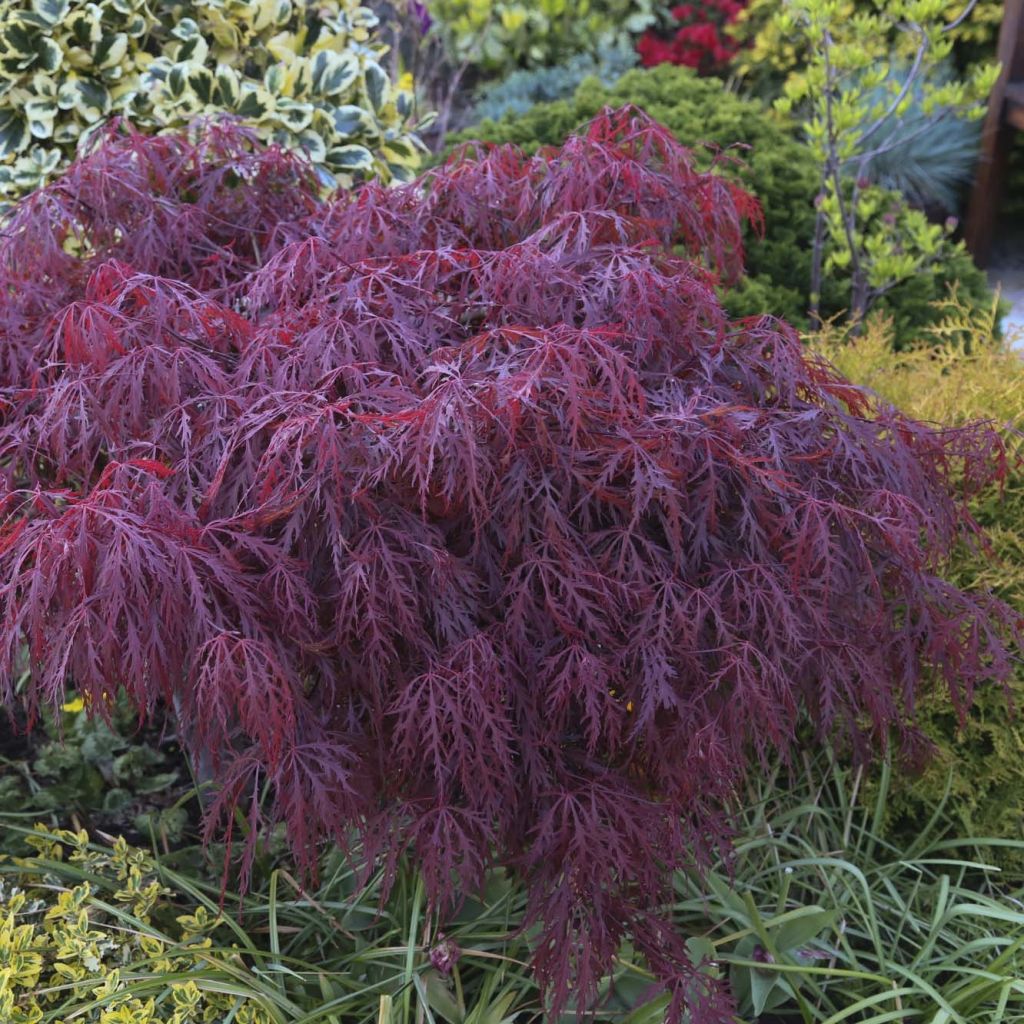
[0,112,1017,1019]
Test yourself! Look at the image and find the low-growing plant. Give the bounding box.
[0,110,1017,1021]
[0,825,277,1023]
[671,752,1024,1022]
[449,64,996,343]
[0,822,547,1024]
[0,692,188,852]
[0,0,426,200]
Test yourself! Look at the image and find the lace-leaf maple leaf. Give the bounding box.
[0,107,1017,1022]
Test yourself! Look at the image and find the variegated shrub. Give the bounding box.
[0,827,273,1024]
[429,0,657,73]
[0,0,425,199]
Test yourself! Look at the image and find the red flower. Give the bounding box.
[679,22,719,48]
[638,0,751,74]
[637,31,678,66]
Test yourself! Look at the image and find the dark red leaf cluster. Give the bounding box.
[0,111,1016,1020]
[638,2,748,73]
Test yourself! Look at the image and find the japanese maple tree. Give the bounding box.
[0,112,1016,1020]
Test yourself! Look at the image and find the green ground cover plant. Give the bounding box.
[670,752,1024,1022]
[0,822,629,1023]
[0,826,276,1024]
[6,749,1024,1023]
[0,694,189,854]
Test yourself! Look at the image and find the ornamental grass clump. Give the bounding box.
[0,110,1017,1021]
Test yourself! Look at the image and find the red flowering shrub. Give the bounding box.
[638,2,747,73]
[0,112,1017,1020]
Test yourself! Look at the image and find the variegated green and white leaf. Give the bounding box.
[0,111,30,156]
[363,60,388,111]
[295,127,326,162]
[331,104,367,137]
[30,0,70,28]
[68,78,111,120]
[326,142,372,171]
[387,161,416,183]
[274,97,312,131]
[1,20,39,60]
[93,32,128,72]
[34,36,63,73]
[165,62,190,99]
[66,10,100,47]
[187,64,214,104]
[234,84,273,119]
[24,96,56,138]
[121,13,148,38]
[310,50,358,96]
[214,63,239,107]
[29,71,57,100]
[380,138,417,164]
[52,120,79,143]
[263,62,284,95]
[171,18,202,41]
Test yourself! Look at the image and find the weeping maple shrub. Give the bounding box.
[0,113,1018,1020]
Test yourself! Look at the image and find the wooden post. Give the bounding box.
[964,0,1024,266]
